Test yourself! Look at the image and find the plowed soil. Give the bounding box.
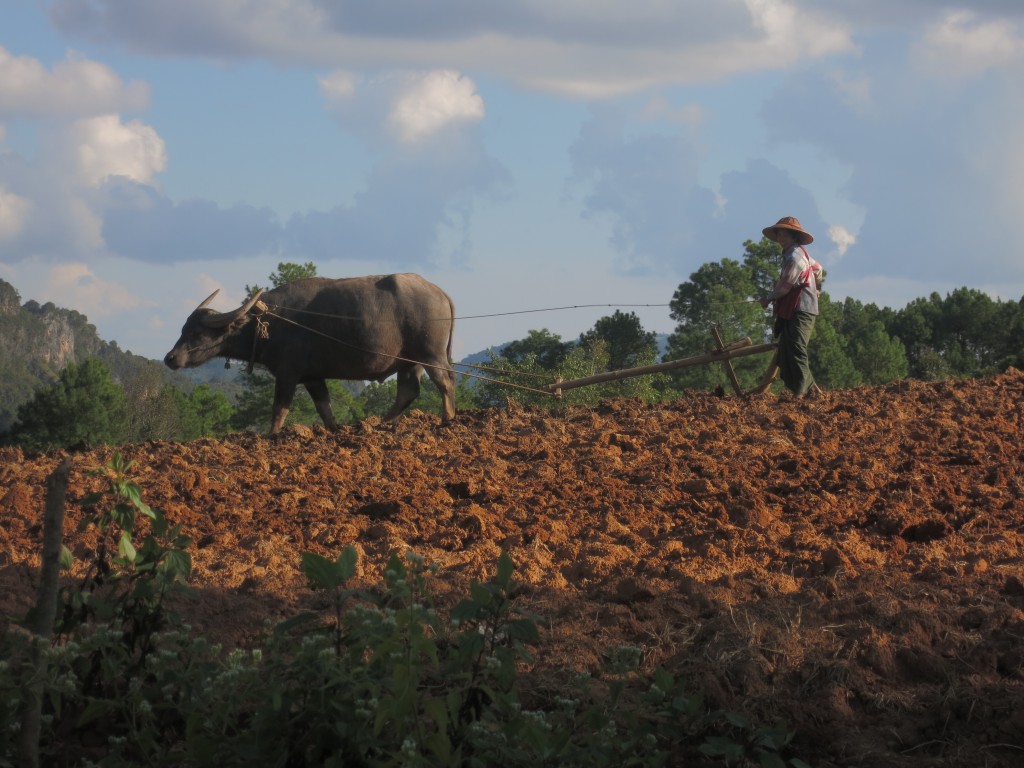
[3,371,1024,767]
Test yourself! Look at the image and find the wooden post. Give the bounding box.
[542,340,778,394]
[19,458,71,768]
[711,326,743,395]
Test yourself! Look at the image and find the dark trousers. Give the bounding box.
[776,311,817,395]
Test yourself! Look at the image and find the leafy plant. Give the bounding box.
[698,712,811,768]
[53,454,193,652]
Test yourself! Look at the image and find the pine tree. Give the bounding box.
[579,310,658,371]
[187,384,235,437]
[664,249,768,391]
[9,358,129,450]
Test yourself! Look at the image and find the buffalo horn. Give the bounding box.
[196,289,220,310]
[201,289,266,328]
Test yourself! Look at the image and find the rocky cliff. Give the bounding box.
[0,280,19,316]
[0,279,134,432]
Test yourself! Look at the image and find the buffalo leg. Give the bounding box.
[270,379,298,434]
[304,379,339,430]
[425,364,457,423]
[385,366,422,420]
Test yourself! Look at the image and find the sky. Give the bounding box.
[1,1,1023,362]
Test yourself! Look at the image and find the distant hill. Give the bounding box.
[459,344,509,366]
[0,278,180,434]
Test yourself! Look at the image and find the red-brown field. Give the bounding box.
[2,370,1023,766]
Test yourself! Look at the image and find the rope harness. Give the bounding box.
[264,299,759,324]
[236,297,768,395]
[251,303,559,397]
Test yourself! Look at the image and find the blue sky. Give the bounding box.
[2,1,1023,361]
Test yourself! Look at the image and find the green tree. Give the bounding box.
[808,296,862,389]
[500,328,575,370]
[574,312,663,401]
[9,358,129,450]
[664,247,769,392]
[246,260,318,295]
[849,322,909,384]
[230,370,278,432]
[186,384,235,437]
[889,288,1012,379]
[560,337,666,404]
[120,363,191,442]
[994,298,1024,371]
[742,236,786,301]
[827,297,908,386]
[327,381,366,424]
[579,310,658,371]
[471,331,665,410]
[471,329,572,409]
[358,380,398,419]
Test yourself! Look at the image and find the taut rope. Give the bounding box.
[256,308,559,397]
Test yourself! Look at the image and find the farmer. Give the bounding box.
[760,216,824,397]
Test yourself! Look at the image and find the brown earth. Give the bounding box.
[2,371,1024,767]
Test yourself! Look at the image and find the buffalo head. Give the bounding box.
[164,289,265,370]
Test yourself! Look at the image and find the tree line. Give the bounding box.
[5,242,1022,451]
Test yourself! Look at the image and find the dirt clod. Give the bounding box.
[3,371,1024,766]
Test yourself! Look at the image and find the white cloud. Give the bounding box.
[45,262,142,316]
[0,186,32,240]
[747,0,795,36]
[640,96,705,126]
[319,70,359,101]
[321,68,487,148]
[0,46,148,117]
[72,197,107,251]
[913,10,1024,78]
[178,273,241,313]
[49,0,856,98]
[387,70,485,143]
[69,115,167,187]
[761,45,1024,286]
[827,224,856,259]
[0,114,169,262]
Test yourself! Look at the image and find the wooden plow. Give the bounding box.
[542,329,780,399]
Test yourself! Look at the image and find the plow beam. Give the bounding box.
[544,339,778,396]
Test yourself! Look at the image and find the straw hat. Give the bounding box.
[762,216,814,245]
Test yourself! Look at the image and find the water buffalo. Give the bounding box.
[164,273,457,433]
